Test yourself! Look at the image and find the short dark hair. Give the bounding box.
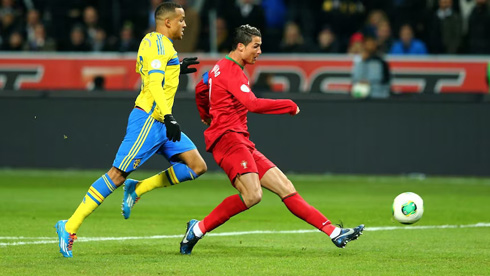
[155,2,182,21]
[231,24,261,50]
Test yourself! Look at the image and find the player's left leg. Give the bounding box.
[122,133,206,219]
[260,167,338,234]
[64,167,127,234]
[260,166,364,248]
[56,167,126,257]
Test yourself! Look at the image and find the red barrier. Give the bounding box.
[0,54,487,93]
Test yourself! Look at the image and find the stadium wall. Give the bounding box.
[0,53,488,93]
[1,92,489,176]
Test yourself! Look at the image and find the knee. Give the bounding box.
[274,178,296,198]
[107,167,127,187]
[242,188,262,208]
[191,160,207,176]
[283,179,296,195]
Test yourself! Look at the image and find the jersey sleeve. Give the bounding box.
[195,72,211,121]
[146,37,179,116]
[228,74,297,115]
[162,52,180,104]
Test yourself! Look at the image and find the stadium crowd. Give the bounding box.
[1,0,490,55]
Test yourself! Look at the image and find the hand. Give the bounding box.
[201,118,211,126]
[180,57,200,75]
[164,114,181,142]
[290,106,300,116]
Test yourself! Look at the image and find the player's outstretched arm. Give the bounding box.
[230,83,298,115]
[247,97,298,115]
[180,57,199,75]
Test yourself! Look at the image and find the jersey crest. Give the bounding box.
[240,84,250,93]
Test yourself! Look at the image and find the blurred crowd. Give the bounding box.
[1,0,490,55]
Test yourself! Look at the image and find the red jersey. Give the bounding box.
[195,56,297,151]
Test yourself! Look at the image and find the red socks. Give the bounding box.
[198,194,248,234]
[282,192,336,235]
[197,192,335,236]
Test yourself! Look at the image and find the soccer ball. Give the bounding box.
[392,192,424,224]
[351,83,370,98]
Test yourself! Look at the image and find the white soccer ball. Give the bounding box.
[351,83,370,98]
[392,192,424,224]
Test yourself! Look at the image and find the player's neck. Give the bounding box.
[155,26,174,42]
[228,51,245,68]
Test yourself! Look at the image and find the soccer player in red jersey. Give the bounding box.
[180,25,364,254]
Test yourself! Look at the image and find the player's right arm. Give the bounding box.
[227,75,298,116]
[195,72,211,124]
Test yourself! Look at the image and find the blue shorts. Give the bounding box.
[113,108,197,173]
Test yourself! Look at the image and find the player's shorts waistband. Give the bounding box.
[135,106,145,112]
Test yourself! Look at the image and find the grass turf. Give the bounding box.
[0,169,489,275]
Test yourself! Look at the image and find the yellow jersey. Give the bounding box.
[134,32,180,122]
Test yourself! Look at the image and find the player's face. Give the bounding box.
[243,36,262,65]
[170,8,186,40]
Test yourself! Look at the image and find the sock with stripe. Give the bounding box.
[282,192,338,236]
[135,163,198,197]
[194,194,248,236]
[65,174,117,233]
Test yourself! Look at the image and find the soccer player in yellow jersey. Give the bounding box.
[55,2,205,258]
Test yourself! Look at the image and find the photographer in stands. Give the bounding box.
[351,34,391,99]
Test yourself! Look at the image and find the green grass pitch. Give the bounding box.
[1,169,489,275]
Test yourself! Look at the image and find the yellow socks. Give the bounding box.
[65,174,117,233]
[135,163,198,197]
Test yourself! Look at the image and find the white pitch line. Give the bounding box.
[1,222,489,247]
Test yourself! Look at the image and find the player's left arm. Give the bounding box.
[162,54,182,141]
[162,53,180,100]
[147,63,173,115]
[195,72,211,125]
[180,57,200,75]
[147,52,181,141]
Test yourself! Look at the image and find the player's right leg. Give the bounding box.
[330,224,365,248]
[121,179,139,219]
[180,138,260,255]
[131,147,206,199]
[180,173,261,255]
[122,134,207,219]
[113,108,167,219]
